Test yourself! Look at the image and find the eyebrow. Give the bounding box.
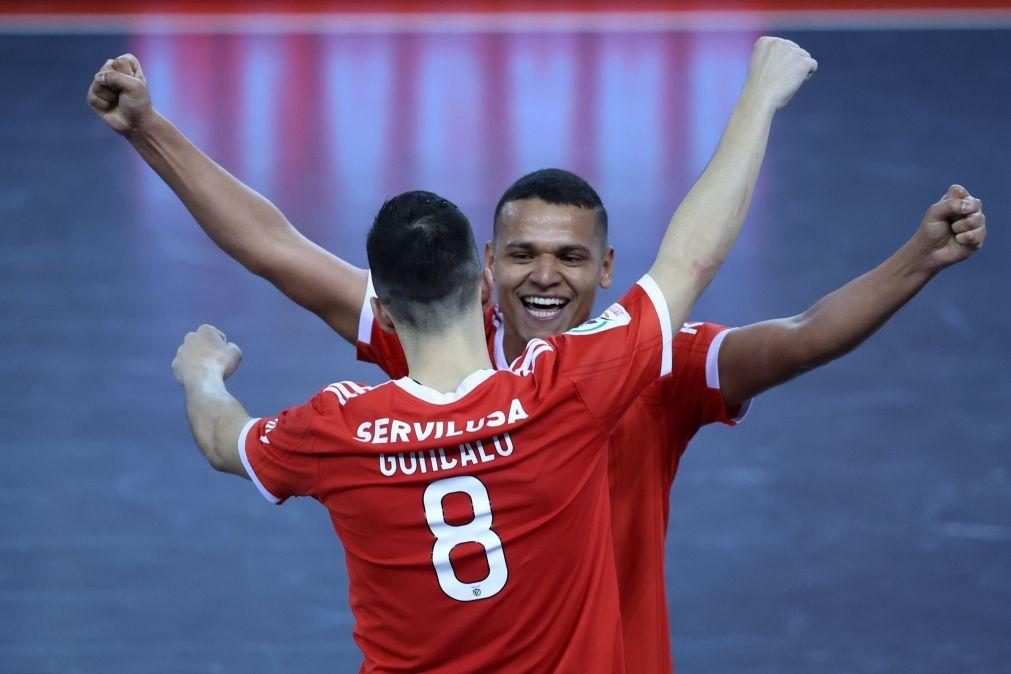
[504,242,593,256]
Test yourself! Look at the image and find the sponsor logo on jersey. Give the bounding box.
[565,302,631,336]
[355,398,529,445]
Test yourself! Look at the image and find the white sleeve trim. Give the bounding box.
[706,328,752,424]
[357,271,377,346]
[635,274,673,377]
[705,328,732,390]
[238,417,282,505]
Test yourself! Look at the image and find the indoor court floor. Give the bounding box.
[1,8,1009,673]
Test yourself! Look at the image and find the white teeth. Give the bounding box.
[524,297,566,307]
[521,296,568,320]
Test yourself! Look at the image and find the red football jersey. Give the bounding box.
[242,277,675,673]
[358,277,748,674]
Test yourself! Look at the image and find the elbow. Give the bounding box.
[242,255,274,280]
[692,256,721,292]
[206,450,230,473]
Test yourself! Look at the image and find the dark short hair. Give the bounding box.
[493,168,608,241]
[366,191,482,332]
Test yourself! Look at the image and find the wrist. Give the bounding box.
[735,85,778,119]
[179,364,227,390]
[124,107,166,144]
[895,236,944,279]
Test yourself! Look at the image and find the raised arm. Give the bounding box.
[171,324,252,478]
[647,37,817,327]
[718,186,987,407]
[88,55,367,343]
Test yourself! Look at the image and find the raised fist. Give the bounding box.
[86,53,153,135]
[743,36,818,110]
[172,325,244,386]
[914,185,987,271]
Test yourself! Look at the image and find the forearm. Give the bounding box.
[719,239,938,405]
[127,111,300,275]
[182,373,252,478]
[649,92,776,324]
[794,238,938,367]
[127,112,368,341]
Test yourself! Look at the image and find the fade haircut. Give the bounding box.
[367,191,482,332]
[493,168,608,242]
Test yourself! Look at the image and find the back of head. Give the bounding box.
[367,191,482,333]
[493,168,608,241]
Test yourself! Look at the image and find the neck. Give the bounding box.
[502,324,528,364]
[401,307,494,393]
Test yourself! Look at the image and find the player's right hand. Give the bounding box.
[172,324,244,386]
[86,53,152,135]
[742,36,818,111]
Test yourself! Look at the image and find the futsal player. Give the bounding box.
[89,36,986,672]
[171,171,760,670]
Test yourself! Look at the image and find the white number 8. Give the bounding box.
[424,476,508,602]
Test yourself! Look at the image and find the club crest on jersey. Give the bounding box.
[565,302,631,336]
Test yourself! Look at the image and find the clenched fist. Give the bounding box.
[914,185,987,271]
[742,36,818,110]
[86,53,154,135]
[172,325,243,386]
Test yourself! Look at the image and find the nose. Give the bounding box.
[529,254,562,288]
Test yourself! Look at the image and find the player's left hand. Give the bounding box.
[172,324,243,385]
[914,184,987,271]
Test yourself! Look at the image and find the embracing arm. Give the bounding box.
[648,37,817,327]
[172,325,252,478]
[719,186,988,407]
[88,55,367,343]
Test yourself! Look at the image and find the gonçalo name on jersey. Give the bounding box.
[379,433,515,478]
[355,398,529,445]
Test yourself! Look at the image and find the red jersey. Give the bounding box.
[242,277,675,673]
[358,276,749,674]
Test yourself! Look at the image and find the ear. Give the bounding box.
[599,245,615,289]
[483,240,495,271]
[480,267,494,311]
[372,297,397,334]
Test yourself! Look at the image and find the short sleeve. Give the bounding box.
[544,275,673,429]
[355,272,410,379]
[239,391,337,504]
[664,322,751,432]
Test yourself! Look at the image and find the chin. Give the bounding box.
[519,315,573,341]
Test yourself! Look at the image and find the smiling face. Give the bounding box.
[486,197,614,360]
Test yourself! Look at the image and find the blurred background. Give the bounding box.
[1,1,1009,672]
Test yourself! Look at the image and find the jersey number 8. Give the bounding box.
[424,475,508,602]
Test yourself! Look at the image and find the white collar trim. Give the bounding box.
[393,369,498,405]
[491,306,509,370]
